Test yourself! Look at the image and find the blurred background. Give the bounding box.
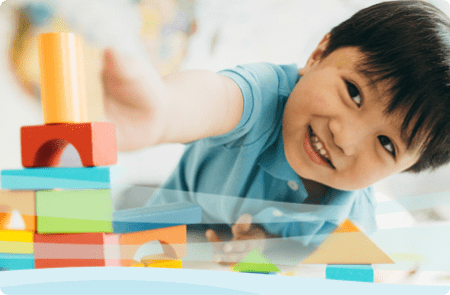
[1,0,450,230]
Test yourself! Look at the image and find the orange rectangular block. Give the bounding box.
[120,225,186,267]
[21,122,117,167]
[34,232,120,268]
[0,190,35,231]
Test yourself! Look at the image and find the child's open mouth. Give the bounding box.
[306,126,335,168]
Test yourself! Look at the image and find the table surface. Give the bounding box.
[183,230,450,286]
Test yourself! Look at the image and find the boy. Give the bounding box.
[102,1,450,264]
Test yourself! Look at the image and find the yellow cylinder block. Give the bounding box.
[38,32,88,123]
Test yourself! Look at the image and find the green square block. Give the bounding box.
[36,189,113,233]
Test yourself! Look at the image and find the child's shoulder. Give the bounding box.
[219,62,300,95]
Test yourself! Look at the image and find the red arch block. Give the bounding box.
[21,122,117,167]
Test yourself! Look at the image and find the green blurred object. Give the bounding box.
[233,249,280,273]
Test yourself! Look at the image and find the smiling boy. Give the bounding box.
[102,1,450,263]
[285,40,421,193]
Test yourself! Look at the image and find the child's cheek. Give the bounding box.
[315,97,331,110]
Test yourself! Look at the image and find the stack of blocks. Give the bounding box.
[0,32,201,270]
[301,219,394,282]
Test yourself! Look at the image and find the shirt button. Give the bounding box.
[272,209,283,217]
[288,181,298,191]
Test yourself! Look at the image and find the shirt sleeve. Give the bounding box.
[250,187,377,246]
[200,63,299,148]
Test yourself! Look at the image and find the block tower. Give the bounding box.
[301,219,394,282]
[0,32,201,270]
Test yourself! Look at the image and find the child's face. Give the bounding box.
[283,35,423,191]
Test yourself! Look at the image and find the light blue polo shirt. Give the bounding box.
[146,63,377,246]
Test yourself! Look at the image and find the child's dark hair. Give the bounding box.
[321,0,450,172]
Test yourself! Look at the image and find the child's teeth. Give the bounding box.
[310,132,330,161]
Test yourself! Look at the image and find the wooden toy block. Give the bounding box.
[146,259,182,269]
[0,190,35,231]
[0,253,35,270]
[38,32,88,124]
[132,240,165,262]
[301,219,394,265]
[132,259,182,269]
[36,189,113,233]
[232,249,280,273]
[1,167,110,190]
[0,209,27,231]
[112,202,202,233]
[21,122,117,168]
[120,225,187,267]
[104,233,121,267]
[128,240,182,268]
[0,230,34,254]
[34,232,120,269]
[326,265,374,282]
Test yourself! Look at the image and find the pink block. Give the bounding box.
[34,233,120,268]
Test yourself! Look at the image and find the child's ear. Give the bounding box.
[299,33,330,76]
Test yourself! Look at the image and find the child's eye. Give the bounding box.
[378,135,396,158]
[345,80,362,107]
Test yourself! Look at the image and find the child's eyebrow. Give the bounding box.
[353,67,379,92]
[354,68,419,153]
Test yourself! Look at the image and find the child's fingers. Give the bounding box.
[223,240,249,254]
[207,235,232,265]
[216,253,245,265]
[206,229,222,243]
[224,238,266,255]
[232,214,253,237]
[103,47,140,82]
[206,229,226,263]
[102,48,119,77]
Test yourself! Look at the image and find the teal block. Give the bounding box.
[113,202,202,233]
[0,253,35,270]
[1,167,110,190]
[326,265,373,282]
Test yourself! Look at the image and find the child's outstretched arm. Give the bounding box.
[102,48,243,151]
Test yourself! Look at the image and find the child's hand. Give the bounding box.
[102,47,244,150]
[206,214,272,266]
[102,48,169,151]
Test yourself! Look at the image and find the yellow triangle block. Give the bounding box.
[301,219,394,264]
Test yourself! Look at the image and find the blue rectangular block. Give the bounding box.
[326,265,373,283]
[113,202,202,233]
[0,253,35,270]
[1,167,110,190]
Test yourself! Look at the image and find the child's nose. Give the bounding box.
[328,118,362,156]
